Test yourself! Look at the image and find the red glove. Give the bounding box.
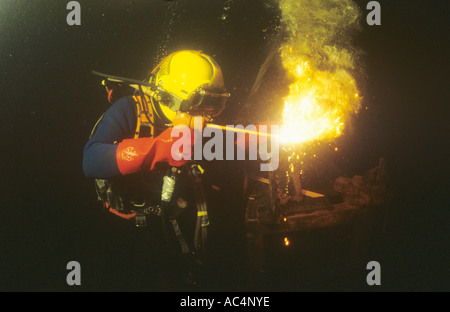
[116,127,192,175]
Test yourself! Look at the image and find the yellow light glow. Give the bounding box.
[279,55,361,145]
[278,0,362,146]
[284,237,290,246]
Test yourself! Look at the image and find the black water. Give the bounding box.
[1,0,448,292]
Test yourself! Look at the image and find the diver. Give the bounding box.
[82,50,230,291]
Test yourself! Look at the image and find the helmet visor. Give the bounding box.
[187,88,230,117]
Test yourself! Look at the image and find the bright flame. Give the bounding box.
[278,0,362,145]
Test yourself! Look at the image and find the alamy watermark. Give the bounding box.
[171,117,280,172]
[367,1,381,25]
[66,1,81,26]
[66,261,81,286]
[65,259,382,287]
[366,261,381,286]
[67,1,381,27]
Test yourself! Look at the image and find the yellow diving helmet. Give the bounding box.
[149,50,230,123]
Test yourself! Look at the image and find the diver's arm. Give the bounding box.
[83,97,136,178]
[115,127,191,174]
[83,97,189,179]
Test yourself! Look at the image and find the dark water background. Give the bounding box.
[0,0,448,292]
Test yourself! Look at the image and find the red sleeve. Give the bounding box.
[116,127,191,175]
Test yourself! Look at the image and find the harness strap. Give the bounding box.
[170,219,191,255]
[104,201,136,220]
[191,165,209,257]
[133,95,155,139]
[135,210,147,227]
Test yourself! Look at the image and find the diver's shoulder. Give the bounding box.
[109,96,136,114]
[111,96,135,108]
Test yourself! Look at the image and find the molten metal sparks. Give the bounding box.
[279,53,360,145]
[278,0,362,146]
